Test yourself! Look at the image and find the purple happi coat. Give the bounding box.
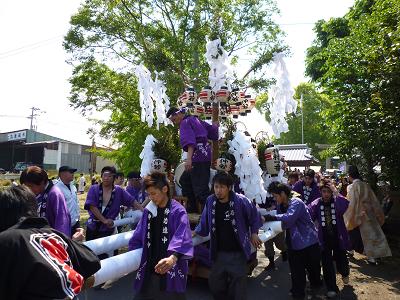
[308,196,351,250]
[293,180,321,205]
[195,192,262,261]
[128,199,193,293]
[179,115,218,162]
[84,184,136,232]
[36,185,71,237]
[275,197,319,250]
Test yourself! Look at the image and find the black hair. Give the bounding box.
[101,166,117,176]
[288,172,299,181]
[115,172,124,178]
[348,165,361,179]
[166,107,179,118]
[304,169,315,178]
[0,186,38,232]
[143,171,171,198]
[267,181,292,197]
[212,171,234,188]
[127,171,141,179]
[20,166,48,185]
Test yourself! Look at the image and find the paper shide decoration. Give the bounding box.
[135,64,170,129]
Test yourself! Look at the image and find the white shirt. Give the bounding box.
[78,176,86,192]
[56,181,80,226]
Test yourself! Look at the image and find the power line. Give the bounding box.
[0,35,63,60]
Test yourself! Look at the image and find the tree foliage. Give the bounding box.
[64,0,286,172]
[256,83,334,160]
[305,0,400,188]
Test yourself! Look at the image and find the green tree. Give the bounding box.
[305,0,400,188]
[256,83,334,160]
[63,0,286,172]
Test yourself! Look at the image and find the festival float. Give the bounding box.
[84,37,297,288]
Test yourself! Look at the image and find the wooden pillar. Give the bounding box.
[212,101,219,162]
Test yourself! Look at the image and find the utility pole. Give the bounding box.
[28,107,41,130]
[301,94,304,144]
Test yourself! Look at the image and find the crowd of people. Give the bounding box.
[0,106,393,300]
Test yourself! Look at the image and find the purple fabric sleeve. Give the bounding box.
[84,185,98,210]
[167,204,194,259]
[194,199,210,237]
[200,120,219,141]
[119,186,136,207]
[292,181,303,195]
[241,195,262,234]
[307,199,318,221]
[275,200,303,230]
[128,210,146,251]
[47,187,71,237]
[179,118,197,152]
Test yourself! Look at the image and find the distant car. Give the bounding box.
[0,168,6,174]
[11,162,36,173]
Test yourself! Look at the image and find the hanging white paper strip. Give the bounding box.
[268,53,297,138]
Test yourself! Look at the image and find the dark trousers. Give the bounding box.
[209,251,247,300]
[86,227,113,260]
[180,161,211,212]
[288,243,322,298]
[321,246,350,292]
[133,274,186,300]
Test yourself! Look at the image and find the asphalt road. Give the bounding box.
[78,251,296,300]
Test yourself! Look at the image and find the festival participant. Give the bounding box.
[308,179,351,298]
[114,171,125,186]
[167,107,219,213]
[78,173,86,194]
[126,171,149,206]
[293,169,321,205]
[20,166,71,237]
[288,172,299,189]
[262,195,287,271]
[84,166,142,259]
[265,182,322,300]
[0,186,100,300]
[194,171,263,300]
[129,172,193,300]
[344,165,392,264]
[56,166,85,241]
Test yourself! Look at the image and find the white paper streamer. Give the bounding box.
[205,38,234,92]
[268,53,297,138]
[258,221,283,243]
[140,135,158,177]
[228,130,267,203]
[135,65,170,128]
[84,231,134,255]
[93,249,143,286]
[112,215,141,228]
[145,200,158,217]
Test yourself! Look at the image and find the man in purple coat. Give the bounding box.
[308,179,351,298]
[84,166,142,259]
[194,171,263,300]
[293,169,321,205]
[167,107,219,212]
[129,172,193,300]
[20,166,71,237]
[265,182,322,300]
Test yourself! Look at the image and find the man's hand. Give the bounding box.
[251,233,262,249]
[155,255,177,274]
[264,214,278,222]
[192,230,197,237]
[72,227,85,242]
[184,159,192,171]
[103,219,114,228]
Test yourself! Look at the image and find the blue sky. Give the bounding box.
[0,0,354,145]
